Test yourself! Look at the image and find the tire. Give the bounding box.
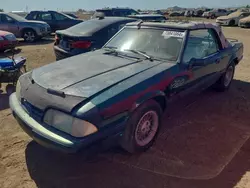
[229,20,235,26]
[22,29,37,42]
[213,63,235,92]
[120,100,163,153]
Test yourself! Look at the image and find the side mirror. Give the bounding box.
[189,58,205,69]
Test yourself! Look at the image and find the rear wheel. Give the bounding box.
[213,63,235,91]
[120,100,163,153]
[23,29,37,42]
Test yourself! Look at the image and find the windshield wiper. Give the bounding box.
[124,49,154,61]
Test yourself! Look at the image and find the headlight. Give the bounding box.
[16,79,21,102]
[44,109,98,137]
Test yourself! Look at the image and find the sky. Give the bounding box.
[1,0,249,12]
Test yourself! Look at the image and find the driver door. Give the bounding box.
[174,29,222,97]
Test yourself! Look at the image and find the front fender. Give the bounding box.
[130,90,166,112]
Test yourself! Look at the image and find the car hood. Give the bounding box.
[32,50,165,98]
[0,30,13,36]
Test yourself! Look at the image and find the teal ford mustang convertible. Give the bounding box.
[10,21,243,153]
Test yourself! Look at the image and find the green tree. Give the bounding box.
[246,5,250,8]
[0,9,4,12]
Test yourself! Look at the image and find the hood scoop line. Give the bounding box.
[47,88,66,98]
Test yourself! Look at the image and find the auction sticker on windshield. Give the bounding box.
[162,30,185,38]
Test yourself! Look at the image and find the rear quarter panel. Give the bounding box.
[229,41,244,64]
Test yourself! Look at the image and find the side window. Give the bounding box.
[31,13,38,20]
[102,10,113,16]
[129,10,138,15]
[1,15,15,23]
[183,29,219,63]
[38,13,52,21]
[54,13,68,21]
[113,10,124,17]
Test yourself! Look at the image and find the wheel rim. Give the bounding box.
[135,110,159,147]
[24,32,35,42]
[224,66,234,87]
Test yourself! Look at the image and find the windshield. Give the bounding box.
[228,11,242,17]
[7,13,27,21]
[104,28,185,61]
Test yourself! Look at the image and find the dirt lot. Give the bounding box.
[1,26,250,188]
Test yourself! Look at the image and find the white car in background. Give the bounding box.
[216,11,250,26]
[203,9,228,19]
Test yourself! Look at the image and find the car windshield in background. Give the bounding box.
[105,28,185,61]
[65,19,102,33]
[7,13,27,21]
[94,10,113,17]
[59,12,75,19]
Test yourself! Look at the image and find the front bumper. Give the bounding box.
[36,27,51,37]
[9,93,126,153]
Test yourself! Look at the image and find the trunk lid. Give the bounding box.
[55,30,92,51]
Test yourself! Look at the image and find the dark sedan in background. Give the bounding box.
[25,10,82,32]
[54,16,138,60]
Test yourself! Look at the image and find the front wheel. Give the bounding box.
[23,29,37,42]
[213,63,235,92]
[229,20,235,26]
[120,100,163,153]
